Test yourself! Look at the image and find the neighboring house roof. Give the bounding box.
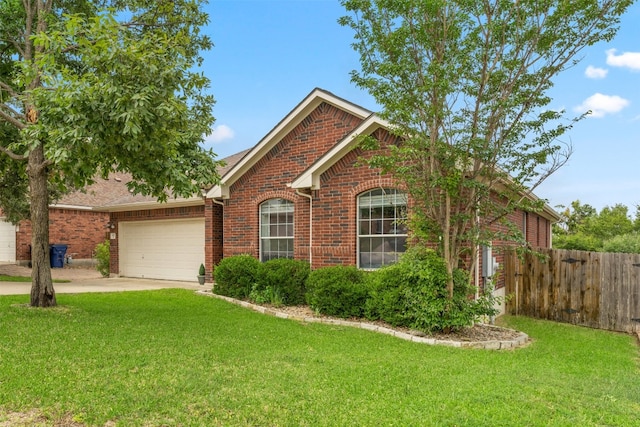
[206,88,372,199]
[54,150,246,212]
[53,173,139,210]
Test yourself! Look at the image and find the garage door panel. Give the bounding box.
[0,219,16,263]
[119,219,204,281]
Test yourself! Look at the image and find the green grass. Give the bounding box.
[0,290,638,426]
[0,274,70,283]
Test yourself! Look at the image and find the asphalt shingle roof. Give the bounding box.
[54,150,247,209]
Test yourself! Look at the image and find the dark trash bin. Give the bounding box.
[50,244,68,268]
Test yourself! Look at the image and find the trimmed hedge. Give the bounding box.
[256,258,310,306]
[212,255,261,299]
[306,265,368,318]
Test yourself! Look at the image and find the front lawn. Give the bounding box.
[0,289,638,426]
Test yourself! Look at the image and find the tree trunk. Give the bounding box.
[28,143,55,307]
[443,193,454,299]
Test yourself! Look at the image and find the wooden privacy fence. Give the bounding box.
[504,248,640,333]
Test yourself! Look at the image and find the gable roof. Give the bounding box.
[291,113,392,190]
[206,88,372,199]
[206,88,560,223]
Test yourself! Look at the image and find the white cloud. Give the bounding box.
[574,93,630,118]
[204,124,235,144]
[606,49,640,71]
[584,65,608,79]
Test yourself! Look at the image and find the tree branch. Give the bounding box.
[0,144,27,161]
[0,81,21,99]
[0,106,26,130]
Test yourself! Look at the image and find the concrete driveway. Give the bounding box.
[0,277,207,295]
[0,264,208,295]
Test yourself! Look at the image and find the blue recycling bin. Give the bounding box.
[50,244,68,268]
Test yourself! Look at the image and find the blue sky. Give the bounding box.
[200,0,640,212]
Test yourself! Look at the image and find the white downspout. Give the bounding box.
[295,189,313,267]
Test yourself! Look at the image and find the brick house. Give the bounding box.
[103,88,558,287]
[0,175,143,266]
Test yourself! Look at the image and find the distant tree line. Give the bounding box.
[553,201,640,253]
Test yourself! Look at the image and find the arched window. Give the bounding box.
[260,198,294,261]
[357,188,407,269]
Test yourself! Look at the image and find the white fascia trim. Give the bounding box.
[292,114,391,190]
[206,185,223,199]
[206,88,371,199]
[49,204,94,211]
[97,197,204,212]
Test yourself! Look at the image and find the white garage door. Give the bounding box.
[119,218,205,281]
[0,218,16,263]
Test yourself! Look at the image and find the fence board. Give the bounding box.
[504,248,640,333]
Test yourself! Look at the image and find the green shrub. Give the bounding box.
[212,255,261,299]
[365,264,407,326]
[94,240,110,277]
[249,284,284,307]
[365,247,499,333]
[553,232,602,251]
[602,233,640,253]
[256,258,310,306]
[306,265,368,318]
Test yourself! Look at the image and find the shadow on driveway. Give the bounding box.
[0,277,207,296]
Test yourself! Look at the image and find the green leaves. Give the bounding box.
[341,0,633,281]
[1,0,219,207]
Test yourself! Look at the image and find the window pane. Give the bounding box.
[360,252,371,269]
[360,237,370,252]
[359,220,370,236]
[371,237,384,252]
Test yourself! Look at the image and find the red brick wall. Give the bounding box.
[109,205,205,275]
[222,102,364,263]
[479,208,552,290]
[205,199,224,281]
[311,131,401,268]
[220,102,555,274]
[16,208,110,263]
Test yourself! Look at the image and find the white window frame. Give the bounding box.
[357,188,407,269]
[260,198,294,262]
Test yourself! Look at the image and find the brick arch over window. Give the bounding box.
[349,178,398,200]
[254,190,296,207]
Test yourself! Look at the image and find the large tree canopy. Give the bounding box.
[340,0,633,297]
[0,0,220,306]
[554,200,640,252]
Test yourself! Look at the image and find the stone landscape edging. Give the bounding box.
[199,291,529,350]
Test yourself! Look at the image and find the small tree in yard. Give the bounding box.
[0,0,219,307]
[340,0,633,298]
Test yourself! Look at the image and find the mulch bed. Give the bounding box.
[257,303,524,343]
